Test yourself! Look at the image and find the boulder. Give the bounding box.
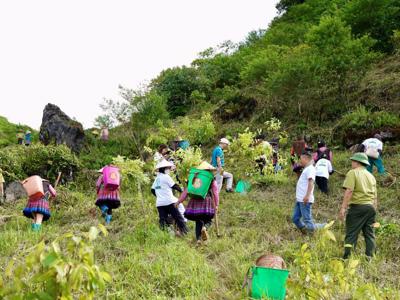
[5,181,27,202]
[39,103,85,153]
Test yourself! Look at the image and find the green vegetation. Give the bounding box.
[0,116,36,147]
[0,150,399,298]
[1,0,400,298]
[0,144,81,182]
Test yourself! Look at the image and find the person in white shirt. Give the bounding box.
[361,134,385,175]
[315,153,334,194]
[292,151,326,234]
[151,160,188,235]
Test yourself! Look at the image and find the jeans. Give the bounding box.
[367,156,385,175]
[157,204,188,234]
[344,204,376,259]
[216,171,233,192]
[292,202,325,231]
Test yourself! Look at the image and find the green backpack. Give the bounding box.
[243,266,289,300]
[187,168,214,199]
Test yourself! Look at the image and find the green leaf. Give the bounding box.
[325,230,336,242]
[88,227,99,241]
[97,224,108,237]
[42,252,59,268]
[101,271,112,283]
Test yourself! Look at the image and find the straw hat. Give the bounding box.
[220,137,230,145]
[155,159,174,170]
[197,161,216,171]
[350,153,370,166]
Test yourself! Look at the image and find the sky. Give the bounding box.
[0,0,279,129]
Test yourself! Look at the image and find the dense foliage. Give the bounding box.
[0,144,81,182]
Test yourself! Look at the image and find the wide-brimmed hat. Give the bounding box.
[155,159,174,170]
[197,161,216,171]
[350,153,370,166]
[26,130,31,134]
[220,138,230,145]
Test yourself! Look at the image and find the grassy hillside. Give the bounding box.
[0,116,36,147]
[1,150,399,298]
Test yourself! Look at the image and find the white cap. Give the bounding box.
[220,138,230,145]
[155,159,174,170]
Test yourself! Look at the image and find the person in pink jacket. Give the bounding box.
[177,162,219,244]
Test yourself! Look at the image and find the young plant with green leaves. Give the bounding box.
[0,225,110,300]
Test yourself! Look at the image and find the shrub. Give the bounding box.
[333,106,400,145]
[0,144,81,182]
[180,113,216,146]
[0,226,110,299]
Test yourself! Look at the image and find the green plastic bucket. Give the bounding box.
[187,168,214,199]
[250,266,289,300]
[235,180,251,193]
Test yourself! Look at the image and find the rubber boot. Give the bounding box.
[100,205,108,217]
[105,214,112,225]
[31,223,36,231]
[33,223,42,232]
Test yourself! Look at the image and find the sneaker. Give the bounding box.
[201,226,209,241]
[226,189,234,193]
[105,214,112,225]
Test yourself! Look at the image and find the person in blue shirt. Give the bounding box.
[25,130,32,146]
[211,138,233,192]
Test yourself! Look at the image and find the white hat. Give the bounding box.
[155,159,174,170]
[220,138,230,145]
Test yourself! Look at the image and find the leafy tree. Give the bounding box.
[151,66,201,117]
[342,0,400,53]
[94,114,114,129]
[276,0,306,14]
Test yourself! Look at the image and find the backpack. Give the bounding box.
[316,148,331,162]
[22,176,44,199]
[102,166,121,191]
[187,168,214,199]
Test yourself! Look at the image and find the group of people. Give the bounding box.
[149,137,230,244]
[291,133,386,259]
[17,132,387,259]
[16,129,32,146]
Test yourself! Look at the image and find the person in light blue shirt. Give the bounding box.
[211,138,233,192]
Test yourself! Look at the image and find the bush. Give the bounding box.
[0,144,81,182]
[333,106,400,146]
[0,226,110,299]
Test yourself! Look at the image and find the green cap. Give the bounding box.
[350,152,370,166]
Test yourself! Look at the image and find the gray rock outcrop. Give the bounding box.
[39,103,85,152]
